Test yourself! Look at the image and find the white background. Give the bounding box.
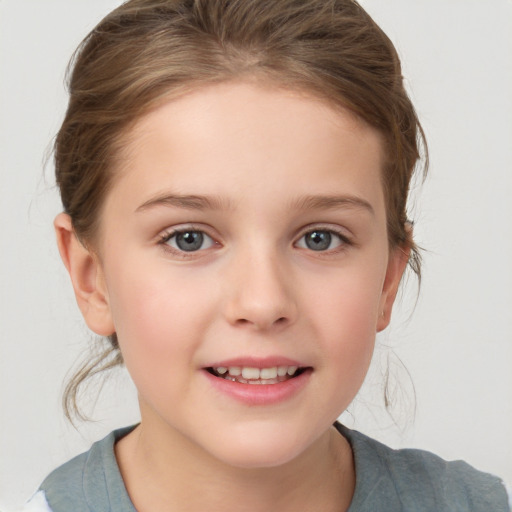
[1,0,511,508]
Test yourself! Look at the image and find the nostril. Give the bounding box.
[233,316,288,329]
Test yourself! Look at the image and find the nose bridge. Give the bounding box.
[223,241,297,331]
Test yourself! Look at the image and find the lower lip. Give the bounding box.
[203,369,312,406]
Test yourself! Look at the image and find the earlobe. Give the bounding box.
[376,244,411,332]
[54,213,115,336]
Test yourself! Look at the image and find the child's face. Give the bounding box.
[77,81,406,468]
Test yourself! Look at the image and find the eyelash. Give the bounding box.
[157,225,353,257]
[295,227,352,253]
[158,227,217,257]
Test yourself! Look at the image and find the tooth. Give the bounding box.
[277,366,288,377]
[260,367,278,379]
[248,380,262,385]
[242,367,260,380]
[216,367,228,374]
[228,367,242,376]
[287,366,298,376]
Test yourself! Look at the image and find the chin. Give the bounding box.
[203,421,319,470]
[215,444,303,470]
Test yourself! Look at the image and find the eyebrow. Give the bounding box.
[136,193,231,212]
[135,192,374,216]
[291,194,375,216]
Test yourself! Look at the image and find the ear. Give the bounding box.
[376,243,411,332]
[54,213,115,336]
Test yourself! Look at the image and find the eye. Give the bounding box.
[162,229,215,252]
[296,229,347,252]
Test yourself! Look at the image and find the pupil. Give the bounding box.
[176,231,203,251]
[306,231,331,251]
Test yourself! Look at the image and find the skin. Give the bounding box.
[55,81,409,512]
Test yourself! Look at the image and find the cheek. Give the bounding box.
[307,263,384,334]
[304,264,384,380]
[104,263,217,372]
[105,271,209,411]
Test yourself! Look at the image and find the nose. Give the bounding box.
[223,248,298,332]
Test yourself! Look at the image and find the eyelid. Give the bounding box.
[157,222,215,239]
[295,223,352,239]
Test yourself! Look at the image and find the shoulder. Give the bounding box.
[379,442,506,509]
[30,426,136,512]
[336,423,510,511]
[32,436,105,512]
[37,444,93,512]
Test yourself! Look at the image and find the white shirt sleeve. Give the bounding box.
[505,481,512,512]
[15,491,52,512]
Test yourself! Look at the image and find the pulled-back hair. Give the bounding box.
[57,0,427,420]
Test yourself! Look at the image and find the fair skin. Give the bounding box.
[55,81,409,512]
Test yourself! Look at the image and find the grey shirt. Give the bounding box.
[37,423,509,511]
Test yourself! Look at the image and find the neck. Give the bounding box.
[116,419,355,512]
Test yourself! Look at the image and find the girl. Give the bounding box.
[16,0,510,510]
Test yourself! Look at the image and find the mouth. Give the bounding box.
[206,365,309,385]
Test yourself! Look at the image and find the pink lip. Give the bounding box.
[205,356,304,369]
[202,366,312,406]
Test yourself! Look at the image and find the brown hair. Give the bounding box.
[57,0,427,420]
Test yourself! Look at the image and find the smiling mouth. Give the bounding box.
[206,365,308,385]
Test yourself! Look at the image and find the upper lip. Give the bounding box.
[205,356,306,369]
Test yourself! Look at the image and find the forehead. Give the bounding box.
[109,81,386,215]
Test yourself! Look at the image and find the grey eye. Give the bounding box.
[305,231,331,251]
[297,230,344,251]
[167,230,214,252]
